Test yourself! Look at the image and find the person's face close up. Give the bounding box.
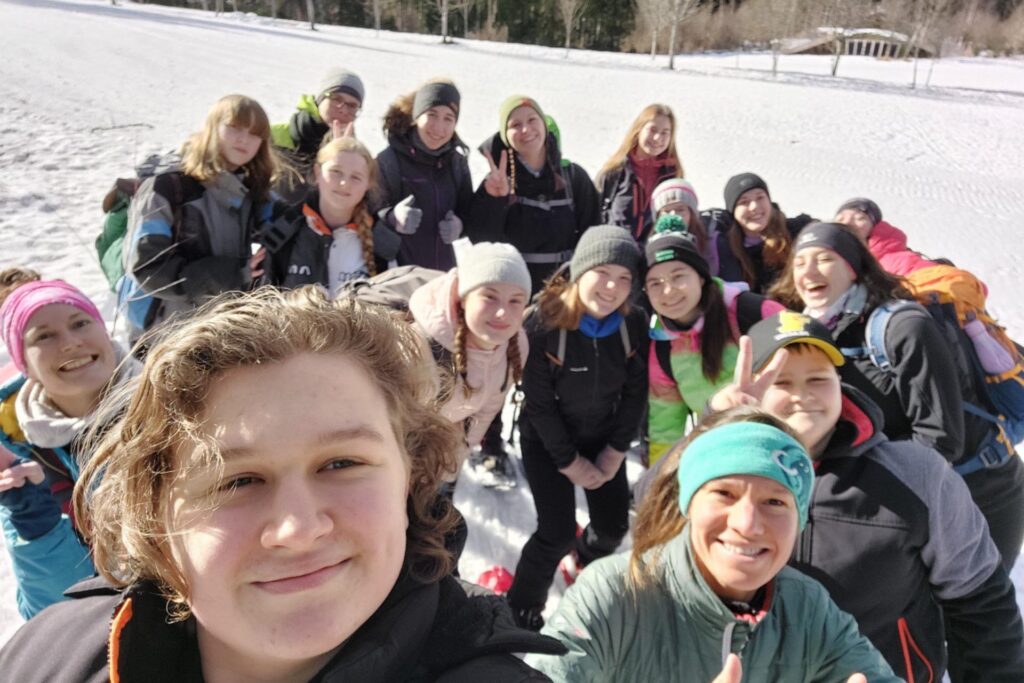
[167,352,410,679]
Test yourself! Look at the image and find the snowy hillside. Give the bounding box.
[2,0,1023,647]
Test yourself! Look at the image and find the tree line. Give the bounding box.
[142,0,1024,56]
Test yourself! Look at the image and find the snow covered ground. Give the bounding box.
[2,0,1023,647]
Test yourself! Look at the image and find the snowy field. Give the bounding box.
[2,0,1024,647]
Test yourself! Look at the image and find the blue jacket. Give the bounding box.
[0,374,94,620]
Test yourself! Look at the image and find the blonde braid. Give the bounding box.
[506,332,523,385]
[353,202,377,277]
[508,147,517,197]
[454,306,475,399]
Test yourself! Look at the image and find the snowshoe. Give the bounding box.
[472,449,518,490]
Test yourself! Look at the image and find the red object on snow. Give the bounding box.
[477,565,514,595]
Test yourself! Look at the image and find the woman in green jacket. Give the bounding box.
[527,410,899,683]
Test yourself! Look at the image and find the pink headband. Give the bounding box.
[0,280,104,374]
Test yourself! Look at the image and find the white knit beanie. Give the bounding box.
[456,242,531,298]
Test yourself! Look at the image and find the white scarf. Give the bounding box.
[803,284,868,331]
[15,342,140,448]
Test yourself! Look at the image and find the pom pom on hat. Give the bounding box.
[644,215,710,282]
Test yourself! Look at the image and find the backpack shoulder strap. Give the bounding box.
[841,300,917,372]
[378,150,403,204]
[619,318,634,359]
[655,339,673,380]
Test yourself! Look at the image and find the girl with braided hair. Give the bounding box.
[408,241,530,487]
[467,95,599,296]
[267,137,381,293]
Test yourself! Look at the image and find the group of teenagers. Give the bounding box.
[0,65,1022,682]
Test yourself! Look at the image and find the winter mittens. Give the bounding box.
[391,194,422,235]
[438,210,463,244]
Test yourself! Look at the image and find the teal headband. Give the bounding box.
[677,422,813,529]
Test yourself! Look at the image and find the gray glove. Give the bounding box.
[438,210,463,244]
[390,194,421,235]
[559,455,606,490]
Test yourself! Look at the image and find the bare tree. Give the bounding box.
[666,0,700,69]
[557,0,584,56]
[431,0,453,43]
[306,0,317,30]
[451,0,476,35]
[371,0,384,35]
[636,0,671,60]
[909,0,954,88]
[269,0,278,20]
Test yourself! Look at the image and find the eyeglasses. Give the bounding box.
[644,272,692,291]
[325,94,361,114]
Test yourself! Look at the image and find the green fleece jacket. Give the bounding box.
[527,531,900,683]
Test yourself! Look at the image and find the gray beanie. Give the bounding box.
[569,225,642,283]
[316,68,365,105]
[837,197,882,226]
[456,242,531,298]
[413,82,461,120]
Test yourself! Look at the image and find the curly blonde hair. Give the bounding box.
[75,286,462,617]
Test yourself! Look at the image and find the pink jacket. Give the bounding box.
[409,269,528,464]
[867,221,936,276]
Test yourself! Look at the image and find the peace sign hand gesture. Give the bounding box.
[708,336,788,412]
[330,119,355,140]
[483,149,510,198]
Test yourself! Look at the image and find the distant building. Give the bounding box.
[780,28,935,58]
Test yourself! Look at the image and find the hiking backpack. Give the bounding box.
[851,298,1024,475]
[96,151,183,291]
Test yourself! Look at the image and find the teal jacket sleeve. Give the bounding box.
[2,511,94,620]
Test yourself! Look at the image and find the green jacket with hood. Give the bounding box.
[526,530,900,683]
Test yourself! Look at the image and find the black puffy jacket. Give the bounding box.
[0,572,566,682]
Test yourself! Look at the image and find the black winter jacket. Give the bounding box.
[705,206,814,294]
[832,299,982,464]
[597,160,677,242]
[467,133,599,295]
[520,307,648,467]
[0,572,565,682]
[263,189,402,290]
[375,130,473,271]
[791,386,1024,682]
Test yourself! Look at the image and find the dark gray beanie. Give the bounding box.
[316,69,365,105]
[837,197,883,226]
[569,225,642,283]
[724,172,769,214]
[794,222,866,277]
[413,82,461,120]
